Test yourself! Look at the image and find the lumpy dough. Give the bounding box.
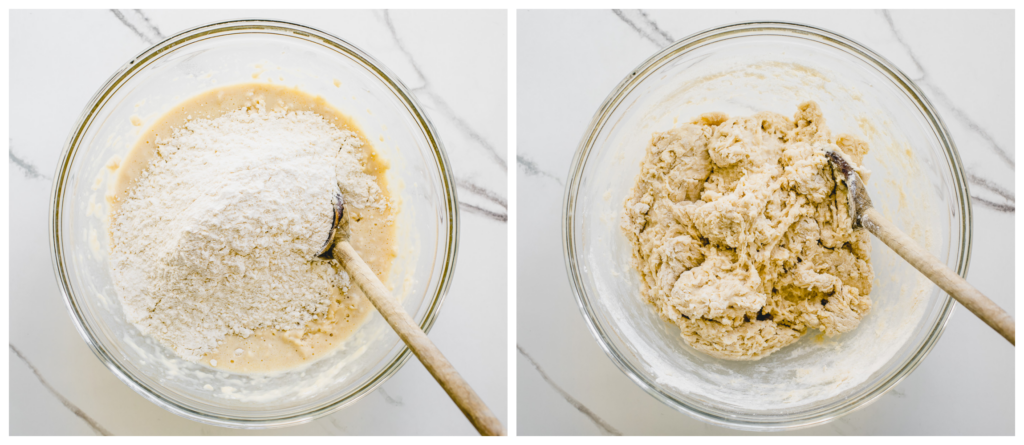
[623,101,874,360]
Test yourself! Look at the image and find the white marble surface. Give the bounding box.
[9,9,507,435]
[517,10,1014,435]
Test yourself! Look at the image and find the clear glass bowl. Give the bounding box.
[563,22,971,431]
[49,20,459,428]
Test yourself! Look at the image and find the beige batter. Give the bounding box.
[109,83,397,372]
[623,101,874,360]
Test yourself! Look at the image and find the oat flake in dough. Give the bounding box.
[623,101,874,360]
[110,105,381,363]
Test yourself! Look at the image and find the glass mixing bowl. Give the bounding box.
[563,22,971,431]
[49,20,459,428]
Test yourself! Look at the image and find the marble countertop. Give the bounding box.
[517,10,1014,435]
[9,9,507,435]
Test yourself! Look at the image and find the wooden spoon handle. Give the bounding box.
[333,241,506,436]
[860,207,1015,345]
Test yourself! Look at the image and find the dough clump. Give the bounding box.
[623,101,874,360]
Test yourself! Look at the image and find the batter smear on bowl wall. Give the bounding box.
[107,83,398,372]
[623,101,874,360]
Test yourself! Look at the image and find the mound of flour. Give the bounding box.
[110,106,381,362]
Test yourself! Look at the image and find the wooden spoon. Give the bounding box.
[317,194,505,436]
[825,150,1014,345]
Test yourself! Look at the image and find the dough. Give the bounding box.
[623,102,874,360]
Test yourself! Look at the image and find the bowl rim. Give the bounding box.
[48,18,460,429]
[562,20,971,432]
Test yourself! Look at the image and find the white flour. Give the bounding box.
[110,106,381,362]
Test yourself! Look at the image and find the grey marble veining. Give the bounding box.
[9,345,112,436]
[378,10,509,222]
[517,345,621,436]
[516,154,563,185]
[110,9,165,45]
[612,9,674,48]
[9,150,50,181]
[878,11,1014,214]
